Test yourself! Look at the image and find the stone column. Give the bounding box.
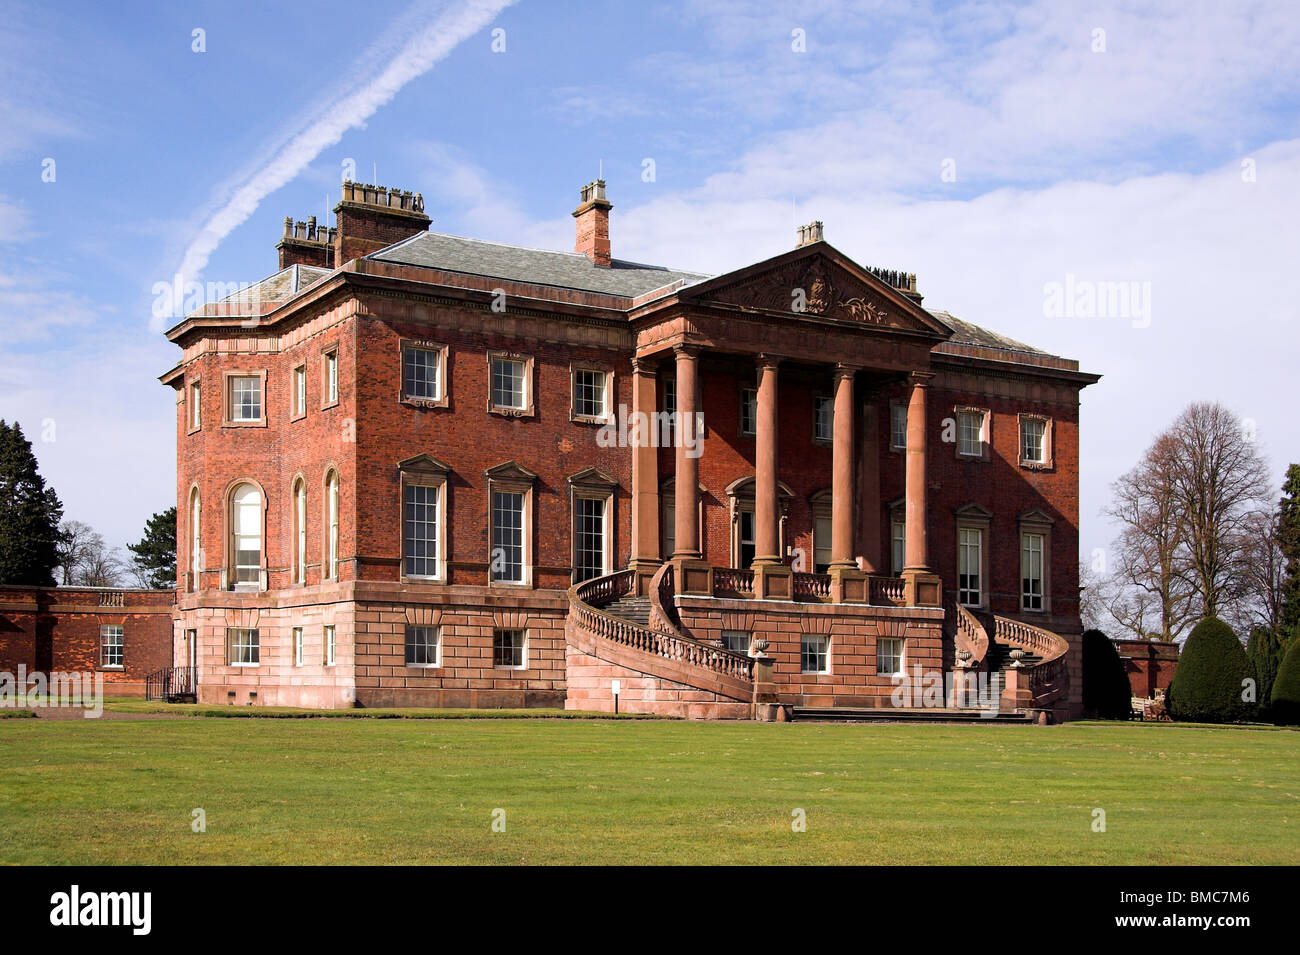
[671,345,712,596]
[753,355,791,599]
[902,371,941,606]
[628,357,660,593]
[829,364,867,603]
[753,355,782,567]
[672,346,701,560]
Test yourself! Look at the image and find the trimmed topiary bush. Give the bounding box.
[1167,617,1254,724]
[1247,626,1285,721]
[1270,635,1300,726]
[1082,629,1133,719]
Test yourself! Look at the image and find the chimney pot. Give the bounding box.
[796,220,824,248]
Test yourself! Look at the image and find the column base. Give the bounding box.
[828,565,868,604]
[671,557,713,596]
[753,562,793,600]
[627,558,662,597]
[901,568,942,607]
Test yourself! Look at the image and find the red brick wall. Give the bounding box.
[1115,639,1180,698]
[0,586,174,696]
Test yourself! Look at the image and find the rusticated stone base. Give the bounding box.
[563,645,752,719]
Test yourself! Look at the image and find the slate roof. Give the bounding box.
[928,309,1050,357]
[369,232,708,298]
[217,264,332,307]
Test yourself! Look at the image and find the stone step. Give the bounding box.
[791,706,1033,724]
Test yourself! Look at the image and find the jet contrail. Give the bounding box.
[158,0,516,329]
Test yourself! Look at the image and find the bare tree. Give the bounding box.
[1227,506,1285,635]
[1165,402,1272,618]
[1104,434,1199,641]
[54,519,124,587]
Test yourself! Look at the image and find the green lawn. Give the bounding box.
[1,717,1296,865]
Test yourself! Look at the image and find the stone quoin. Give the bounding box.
[158,178,1100,721]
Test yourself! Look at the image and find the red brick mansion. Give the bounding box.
[160,178,1099,721]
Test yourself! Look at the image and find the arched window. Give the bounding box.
[230,483,262,589]
[189,487,201,592]
[325,470,339,580]
[292,479,306,585]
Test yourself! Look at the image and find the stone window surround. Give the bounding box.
[398,454,451,583]
[322,466,341,582]
[1018,508,1055,614]
[486,350,535,418]
[569,362,616,425]
[290,363,307,421]
[955,503,993,609]
[569,467,619,584]
[738,384,758,437]
[404,624,441,668]
[486,461,538,588]
[320,344,340,411]
[492,627,528,670]
[1018,413,1054,470]
[187,484,201,593]
[888,398,908,453]
[954,405,991,461]
[221,369,267,429]
[886,497,906,576]
[725,476,792,568]
[800,633,831,674]
[399,338,450,409]
[812,393,834,446]
[222,477,268,592]
[99,624,124,670]
[186,378,202,434]
[809,488,833,572]
[289,474,308,587]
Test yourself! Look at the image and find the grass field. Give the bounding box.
[1,716,1296,865]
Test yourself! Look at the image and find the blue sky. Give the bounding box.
[1,0,1297,566]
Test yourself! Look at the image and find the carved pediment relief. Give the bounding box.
[690,252,937,334]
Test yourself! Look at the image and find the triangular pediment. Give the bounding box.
[398,453,452,475]
[681,244,950,338]
[567,466,619,491]
[485,460,538,484]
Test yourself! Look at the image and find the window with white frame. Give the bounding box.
[721,630,751,654]
[574,496,607,582]
[1020,416,1048,466]
[293,479,306,584]
[324,350,339,405]
[739,387,757,436]
[189,381,201,430]
[403,482,439,578]
[100,625,123,668]
[1021,532,1045,611]
[572,368,609,420]
[405,625,439,666]
[958,526,983,606]
[189,487,201,591]
[227,627,259,665]
[813,514,832,573]
[229,376,262,423]
[293,365,306,417]
[493,628,526,668]
[801,634,829,673]
[891,519,906,575]
[891,402,908,450]
[325,470,339,580]
[324,625,336,666]
[293,627,304,667]
[491,357,527,410]
[403,346,441,401]
[230,483,262,589]
[491,489,526,583]
[814,396,833,443]
[957,410,985,457]
[876,637,904,676]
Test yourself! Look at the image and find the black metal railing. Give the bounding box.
[145,666,197,702]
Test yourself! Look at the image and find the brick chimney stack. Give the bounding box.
[796,220,824,248]
[573,179,613,267]
[278,181,431,270]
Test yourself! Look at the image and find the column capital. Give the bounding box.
[673,343,703,359]
[833,362,860,382]
[631,356,655,375]
[755,352,784,370]
[909,370,935,386]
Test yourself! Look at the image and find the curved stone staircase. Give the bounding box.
[947,602,1071,713]
[565,568,755,706]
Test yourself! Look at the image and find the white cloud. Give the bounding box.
[160,0,518,330]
